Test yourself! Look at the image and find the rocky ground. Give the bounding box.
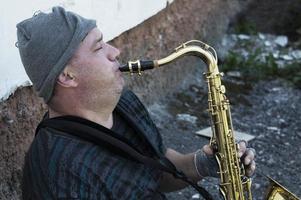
[149,76,301,200]
[148,34,301,199]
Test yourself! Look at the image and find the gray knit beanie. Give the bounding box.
[16,6,96,103]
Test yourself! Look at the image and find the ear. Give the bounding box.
[57,71,78,88]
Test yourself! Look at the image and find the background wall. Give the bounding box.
[0,0,173,101]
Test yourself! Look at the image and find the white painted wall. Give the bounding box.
[0,0,173,101]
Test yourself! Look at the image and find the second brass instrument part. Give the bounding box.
[120,40,299,200]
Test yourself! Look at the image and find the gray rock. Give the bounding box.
[274,36,288,47]
[264,41,272,47]
[272,51,280,59]
[226,71,242,78]
[267,126,280,131]
[267,157,276,165]
[258,33,266,40]
[281,55,293,61]
[192,193,200,199]
[291,50,301,59]
[176,113,198,124]
[238,34,251,40]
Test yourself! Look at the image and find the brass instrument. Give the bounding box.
[120,40,299,200]
[265,178,299,200]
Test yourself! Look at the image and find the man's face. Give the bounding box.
[69,27,125,98]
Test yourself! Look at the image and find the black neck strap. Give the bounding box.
[36,116,213,200]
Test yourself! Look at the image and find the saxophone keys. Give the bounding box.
[220,85,226,93]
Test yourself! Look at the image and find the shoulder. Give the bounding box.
[33,127,138,168]
[35,127,93,148]
[29,127,110,179]
[29,127,103,169]
[25,128,116,199]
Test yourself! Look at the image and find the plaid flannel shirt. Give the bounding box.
[22,90,167,200]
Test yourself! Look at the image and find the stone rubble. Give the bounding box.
[220,33,301,68]
[176,113,198,124]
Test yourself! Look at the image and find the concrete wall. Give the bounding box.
[0,0,251,199]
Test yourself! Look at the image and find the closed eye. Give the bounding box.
[94,42,103,51]
[95,46,103,51]
[92,35,104,51]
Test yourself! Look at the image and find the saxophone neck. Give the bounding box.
[158,40,218,72]
[120,40,220,75]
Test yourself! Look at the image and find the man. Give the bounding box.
[16,7,256,199]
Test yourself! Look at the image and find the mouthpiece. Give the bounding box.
[119,60,158,74]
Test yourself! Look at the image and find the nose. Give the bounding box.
[108,44,120,61]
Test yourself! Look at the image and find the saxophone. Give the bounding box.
[120,40,299,200]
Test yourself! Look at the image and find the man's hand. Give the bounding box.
[195,140,256,178]
[237,140,256,177]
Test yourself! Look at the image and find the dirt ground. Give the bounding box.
[148,74,301,200]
